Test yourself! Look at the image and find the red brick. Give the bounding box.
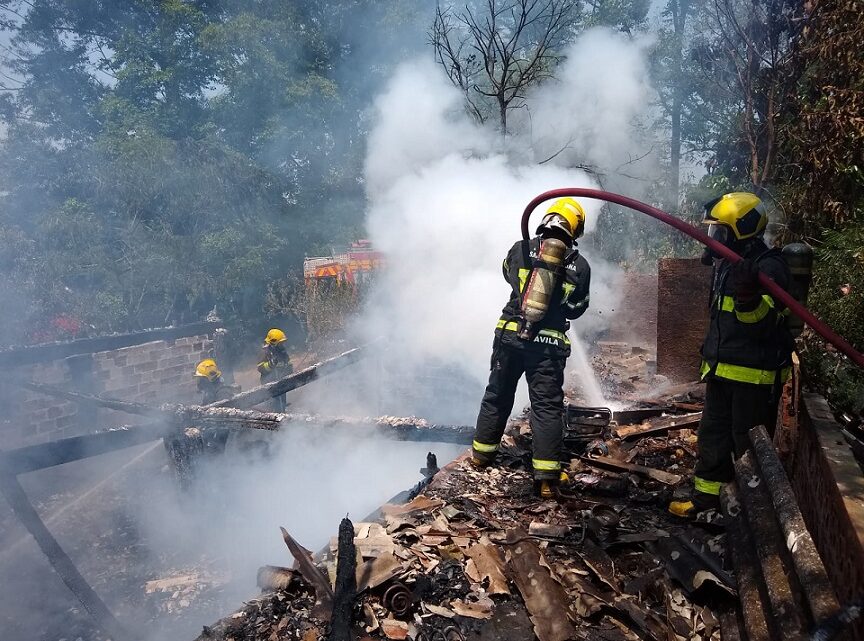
[656,258,712,383]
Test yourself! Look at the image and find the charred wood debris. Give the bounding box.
[192,345,744,641]
[2,341,843,641]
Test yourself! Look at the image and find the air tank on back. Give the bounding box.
[518,238,567,340]
[782,242,814,338]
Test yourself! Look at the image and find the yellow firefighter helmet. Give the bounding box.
[265,328,287,345]
[538,197,586,239]
[703,192,767,241]
[194,358,221,382]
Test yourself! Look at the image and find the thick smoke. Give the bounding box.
[526,28,658,185]
[0,25,661,641]
[360,28,658,411]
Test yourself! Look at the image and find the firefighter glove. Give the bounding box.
[731,258,760,301]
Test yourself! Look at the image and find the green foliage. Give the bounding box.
[791,226,864,417]
[809,227,864,350]
[0,0,427,345]
[774,0,864,237]
[265,276,366,347]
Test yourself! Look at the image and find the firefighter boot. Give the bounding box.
[469,455,492,470]
[669,491,721,518]
[535,471,569,499]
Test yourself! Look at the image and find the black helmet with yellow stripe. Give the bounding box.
[702,192,767,246]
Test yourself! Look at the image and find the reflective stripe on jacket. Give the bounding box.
[496,237,590,354]
[700,243,793,382]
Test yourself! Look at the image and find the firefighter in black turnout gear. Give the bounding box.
[670,192,793,518]
[472,198,591,499]
[194,358,236,404]
[258,328,293,412]
[193,358,237,455]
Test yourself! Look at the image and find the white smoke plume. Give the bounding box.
[360,28,658,411]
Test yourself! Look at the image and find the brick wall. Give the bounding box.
[656,258,713,382]
[605,271,658,348]
[0,333,213,449]
[788,393,864,641]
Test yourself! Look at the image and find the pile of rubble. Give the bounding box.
[194,395,746,641]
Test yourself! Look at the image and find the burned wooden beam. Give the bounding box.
[280,526,333,620]
[613,412,701,440]
[227,412,472,443]
[0,423,166,475]
[735,451,808,640]
[0,412,468,477]
[723,484,774,641]
[14,345,370,422]
[0,472,136,641]
[328,517,357,641]
[15,381,155,416]
[211,345,369,410]
[581,455,683,485]
[173,405,284,430]
[748,425,841,625]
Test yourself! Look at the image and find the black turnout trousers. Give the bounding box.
[472,338,566,481]
[693,376,779,494]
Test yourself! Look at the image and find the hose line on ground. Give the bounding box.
[521,188,864,369]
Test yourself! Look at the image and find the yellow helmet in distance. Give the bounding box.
[537,197,586,239]
[265,328,287,345]
[194,358,221,382]
[703,192,767,243]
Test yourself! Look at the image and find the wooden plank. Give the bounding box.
[210,345,368,410]
[735,452,807,640]
[581,455,682,485]
[749,425,840,623]
[0,473,136,641]
[723,485,773,641]
[613,412,701,440]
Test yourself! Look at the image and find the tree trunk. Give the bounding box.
[669,0,689,209]
[670,94,681,208]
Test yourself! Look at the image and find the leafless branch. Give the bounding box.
[429,0,577,134]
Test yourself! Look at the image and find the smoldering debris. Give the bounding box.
[193,393,744,641]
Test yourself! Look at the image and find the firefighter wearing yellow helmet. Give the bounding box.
[257,328,293,411]
[669,192,793,518]
[471,197,591,499]
[193,358,237,404]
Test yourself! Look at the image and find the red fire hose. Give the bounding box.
[521,188,864,369]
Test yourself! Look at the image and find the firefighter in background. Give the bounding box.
[670,192,794,517]
[258,328,293,412]
[193,358,237,455]
[471,198,591,499]
[194,358,235,404]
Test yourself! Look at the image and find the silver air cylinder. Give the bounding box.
[518,238,567,340]
[782,242,814,338]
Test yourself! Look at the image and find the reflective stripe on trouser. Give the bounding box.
[532,458,561,472]
[701,360,790,385]
[472,338,566,480]
[472,440,499,457]
[694,376,780,490]
[694,476,722,496]
[496,319,571,346]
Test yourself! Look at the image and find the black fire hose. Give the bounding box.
[521,188,864,369]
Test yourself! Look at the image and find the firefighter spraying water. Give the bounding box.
[471,197,591,499]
